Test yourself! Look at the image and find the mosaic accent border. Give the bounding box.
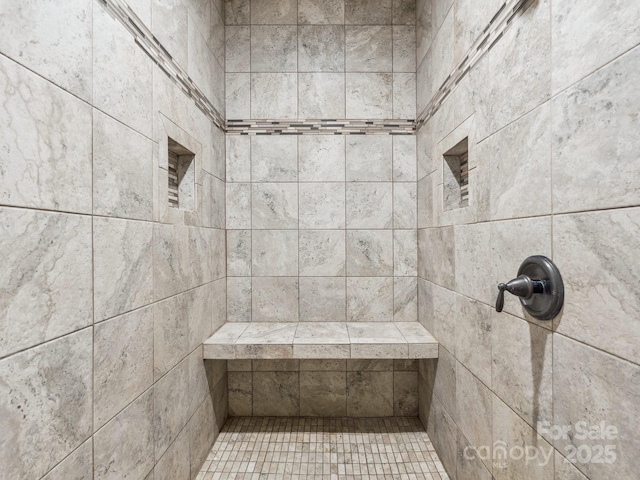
[415,0,535,131]
[225,119,416,135]
[101,0,533,136]
[98,0,226,131]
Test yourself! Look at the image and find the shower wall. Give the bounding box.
[416,0,640,479]
[0,0,227,478]
[223,0,420,416]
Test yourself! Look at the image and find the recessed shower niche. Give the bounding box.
[167,138,195,211]
[443,137,469,211]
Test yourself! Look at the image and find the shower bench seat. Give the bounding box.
[202,322,438,360]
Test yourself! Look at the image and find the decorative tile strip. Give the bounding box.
[98,0,226,131]
[225,119,416,135]
[415,0,535,131]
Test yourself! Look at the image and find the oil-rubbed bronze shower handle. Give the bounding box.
[495,275,544,312]
[495,256,564,320]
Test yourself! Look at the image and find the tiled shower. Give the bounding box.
[0,0,638,479]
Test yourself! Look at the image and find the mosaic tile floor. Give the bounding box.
[197,417,450,480]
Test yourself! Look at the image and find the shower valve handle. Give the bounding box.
[495,275,544,313]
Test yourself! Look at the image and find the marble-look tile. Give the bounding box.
[393,73,416,119]
[226,136,251,182]
[251,73,298,119]
[428,345,457,422]
[393,135,417,181]
[393,0,416,25]
[419,227,455,290]
[152,0,189,68]
[300,183,346,229]
[251,278,299,322]
[0,208,92,358]
[251,26,297,72]
[153,293,190,378]
[490,216,552,323]
[554,450,589,480]
[346,136,392,181]
[227,359,252,371]
[492,395,554,480]
[347,371,394,416]
[395,320,438,356]
[226,183,251,229]
[553,208,640,365]
[225,0,250,24]
[346,73,393,118]
[189,349,223,418]
[94,307,153,430]
[93,217,153,322]
[226,73,251,118]
[301,359,347,371]
[154,428,190,480]
[298,0,344,24]
[252,230,298,276]
[345,0,392,24]
[346,276,393,322]
[251,0,297,24]
[226,26,250,72]
[298,26,345,72]
[294,322,350,344]
[299,135,346,182]
[455,296,492,388]
[0,329,92,480]
[456,365,492,471]
[153,360,190,461]
[489,103,551,220]
[41,439,93,480]
[0,0,92,101]
[346,230,393,276]
[207,321,242,358]
[456,431,493,480]
[252,183,298,229]
[394,359,418,371]
[299,230,346,276]
[346,26,392,72]
[394,371,418,415]
[552,47,640,213]
[492,312,553,435]
[347,359,394,371]
[252,359,300,371]
[299,73,346,118]
[394,230,417,276]
[394,183,417,228]
[188,398,218,478]
[227,278,252,323]
[94,6,152,137]
[487,0,550,134]
[251,135,298,182]
[346,183,392,228]
[300,372,347,416]
[454,222,491,304]
[211,278,227,333]
[187,17,213,106]
[187,285,215,351]
[0,55,92,213]
[393,26,417,72]
[94,389,154,480]
[153,224,188,300]
[551,0,640,94]
[228,371,253,416]
[426,395,457,479]
[453,0,493,64]
[416,0,432,69]
[429,283,457,356]
[299,277,347,322]
[394,277,418,322]
[253,371,299,416]
[227,229,252,276]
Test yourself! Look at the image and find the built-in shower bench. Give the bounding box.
[203,322,438,360]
